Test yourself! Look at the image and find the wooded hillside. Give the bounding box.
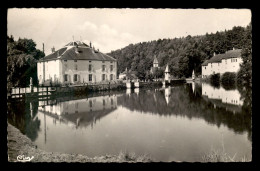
[108,24,251,80]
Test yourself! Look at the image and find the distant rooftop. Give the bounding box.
[201,49,242,66]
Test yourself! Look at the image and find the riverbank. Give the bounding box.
[7,123,153,163]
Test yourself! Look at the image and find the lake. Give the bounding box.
[7,82,252,162]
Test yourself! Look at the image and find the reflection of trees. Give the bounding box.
[118,84,251,141]
[7,100,41,141]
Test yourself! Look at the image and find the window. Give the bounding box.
[64,60,67,62]
[205,67,206,69]
[89,74,92,82]
[110,65,113,71]
[111,99,113,105]
[102,74,106,81]
[102,65,106,72]
[103,99,106,106]
[89,64,92,71]
[102,61,105,63]
[64,74,68,82]
[74,74,78,82]
[110,74,113,80]
[74,60,77,62]
[89,100,92,107]
[74,64,77,70]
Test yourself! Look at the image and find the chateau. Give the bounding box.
[201,48,242,78]
[37,41,117,85]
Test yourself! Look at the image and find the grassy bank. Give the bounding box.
[7,123,153,163]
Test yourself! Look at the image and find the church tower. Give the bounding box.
[153,56,159,68]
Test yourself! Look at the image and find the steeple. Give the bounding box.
[153,55,159,68]
[165,64,169,73]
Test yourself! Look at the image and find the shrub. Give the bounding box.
[221,72,237,85]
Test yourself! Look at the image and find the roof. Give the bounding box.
[165,64,169,73]
[201,49,242,66]
[38,41,116,62]
[153,56,158,64]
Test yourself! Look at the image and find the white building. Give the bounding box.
[119,68,128,80]
[37,41,117,85]
[201,49,243,78]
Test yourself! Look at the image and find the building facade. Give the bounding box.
[37,41,117,85]
[201,49,243,78]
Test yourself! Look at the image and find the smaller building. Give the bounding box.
[150,55,160,74]
[119,68,128,80]
[201,48,242,78]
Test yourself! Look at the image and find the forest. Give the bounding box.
[108,23,252,85]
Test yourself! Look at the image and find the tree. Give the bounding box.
[7,36,45,90]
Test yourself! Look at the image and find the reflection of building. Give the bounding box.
[202,83,243,114]
[134,88,139,95]
[38,95,117,128]
[202,83,243,106]
[37,41,117,85]
[164,86,171,105]
[201,49,242,78]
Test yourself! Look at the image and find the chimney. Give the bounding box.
[42,43,45,53]
[90,41,92,48]
[51,46,55,53]
[75,45,79,53]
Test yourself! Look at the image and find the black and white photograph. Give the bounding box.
[6,8,252,163]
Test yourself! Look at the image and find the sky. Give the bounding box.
[7,8,251,55]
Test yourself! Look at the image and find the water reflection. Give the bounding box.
[7,82,251,161]
[117,83,251,141]
[202,82,243,106]
[38,94,118,129]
